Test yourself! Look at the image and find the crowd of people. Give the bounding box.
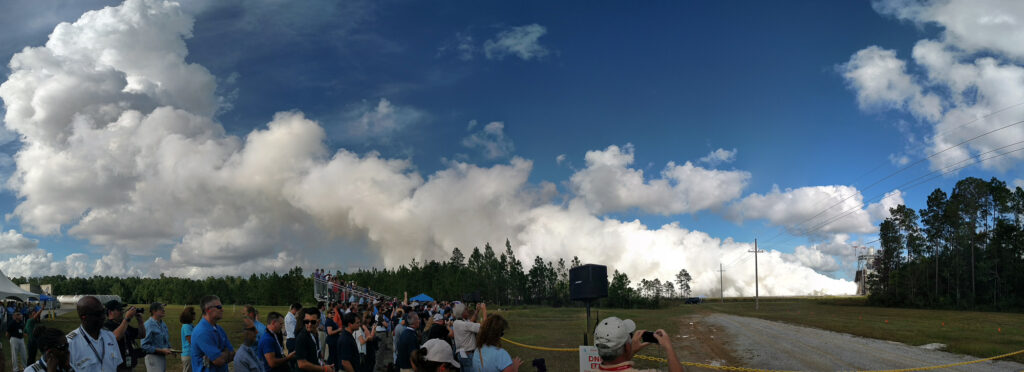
[312,270,382,305]
[6,280,685,372]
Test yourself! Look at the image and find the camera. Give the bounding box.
[641,331,659,344]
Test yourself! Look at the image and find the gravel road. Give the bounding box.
[704,313,1024,371]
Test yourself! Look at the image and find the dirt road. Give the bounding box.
[679,313,1024,371]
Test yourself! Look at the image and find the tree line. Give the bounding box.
[12,239,694,308]
[869,176,1024,310]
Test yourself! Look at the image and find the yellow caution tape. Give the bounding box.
[500,337,578,352]
[501,337,1024,372]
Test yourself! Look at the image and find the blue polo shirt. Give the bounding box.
[256,329,285,372]
[254,319,268,341]
[191,318,234,372]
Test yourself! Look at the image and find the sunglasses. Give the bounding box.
[207,305,223,310]
[80,311,105,318]
[303,320,318,325]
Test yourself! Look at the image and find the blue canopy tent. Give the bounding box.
[409,293,434,302]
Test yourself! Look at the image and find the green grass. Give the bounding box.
[704,297,1024,364]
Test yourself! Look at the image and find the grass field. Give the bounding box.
[3,298,1023,371]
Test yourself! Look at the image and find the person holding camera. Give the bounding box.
[593,317,683,372]
[103,300,145,372]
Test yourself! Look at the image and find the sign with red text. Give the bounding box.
[580,346,602,372]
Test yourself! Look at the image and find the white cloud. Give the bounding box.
[888,153,911,166]
[839,46,942,122]
[1013,178,1024,189]
[844,0,1024,172]
[0,0,856,295]
[570,144,751,215]
[555,154,566,164]
[343,98,425,140]
[699,148,738,167]
[727,186,904,237]
[0,230,38,254]
[0,249,134,278]
[483,24,549,61]
[461,121,514,159]
[784,245,840,273]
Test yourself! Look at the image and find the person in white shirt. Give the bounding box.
[67,296,123,372]
[452,302,485,372]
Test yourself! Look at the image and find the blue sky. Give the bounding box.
[0,0,1021,295]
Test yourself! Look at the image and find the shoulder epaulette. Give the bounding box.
[67,330,78,339]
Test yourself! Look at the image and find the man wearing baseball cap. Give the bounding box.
[593,317,683,372]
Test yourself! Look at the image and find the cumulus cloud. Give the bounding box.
[0,0,856,294]
[570,144,751,215]
[0,230,38,254]
[699,148,738,167]
[484,24,549,61]
[843,0,1024,172]
[0,249,135,278]
[461,121,514,159]
[343,98,425,140]
[839,46,942,121]
[727,186,904,237]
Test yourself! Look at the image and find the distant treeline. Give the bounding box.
[869,176,1024,311]
[12,240,693,308]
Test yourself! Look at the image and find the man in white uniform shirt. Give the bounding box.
[452,302,485,372]
[67,296,123,372]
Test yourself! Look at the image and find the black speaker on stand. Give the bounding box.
[570,264,608,345]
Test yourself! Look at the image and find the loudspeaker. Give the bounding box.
[570,264,608,301]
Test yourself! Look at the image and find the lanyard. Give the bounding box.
[309,333,323,366]
[80,326,105,366]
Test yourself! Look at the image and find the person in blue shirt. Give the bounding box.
[257,312,294,372]
[141,303,173,372]
[395,312,420,371]
[243,306,267,341]
[474,315,522,372]
[179,307,196,372]
[190,296,234,372]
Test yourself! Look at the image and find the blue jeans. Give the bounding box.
[458,351,474,372]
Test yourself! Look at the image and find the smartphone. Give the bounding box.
[641,331,659,344]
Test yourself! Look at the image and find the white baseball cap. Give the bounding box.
[594,317,636,352]
[422,339,460,367]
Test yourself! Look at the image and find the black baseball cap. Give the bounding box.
[105,300,126,312]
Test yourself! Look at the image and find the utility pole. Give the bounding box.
[719,263,725,303]
[749,238,764,310]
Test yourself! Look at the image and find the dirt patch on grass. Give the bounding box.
[668,310,743,370]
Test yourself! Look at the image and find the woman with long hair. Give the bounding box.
[473,315,522,372]
[179,307,196,372]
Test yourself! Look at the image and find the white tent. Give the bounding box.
[0,269,38,301]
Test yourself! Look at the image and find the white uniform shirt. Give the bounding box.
[67,326,122,372]
[453,319,481,354]
[284,312,297,339]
